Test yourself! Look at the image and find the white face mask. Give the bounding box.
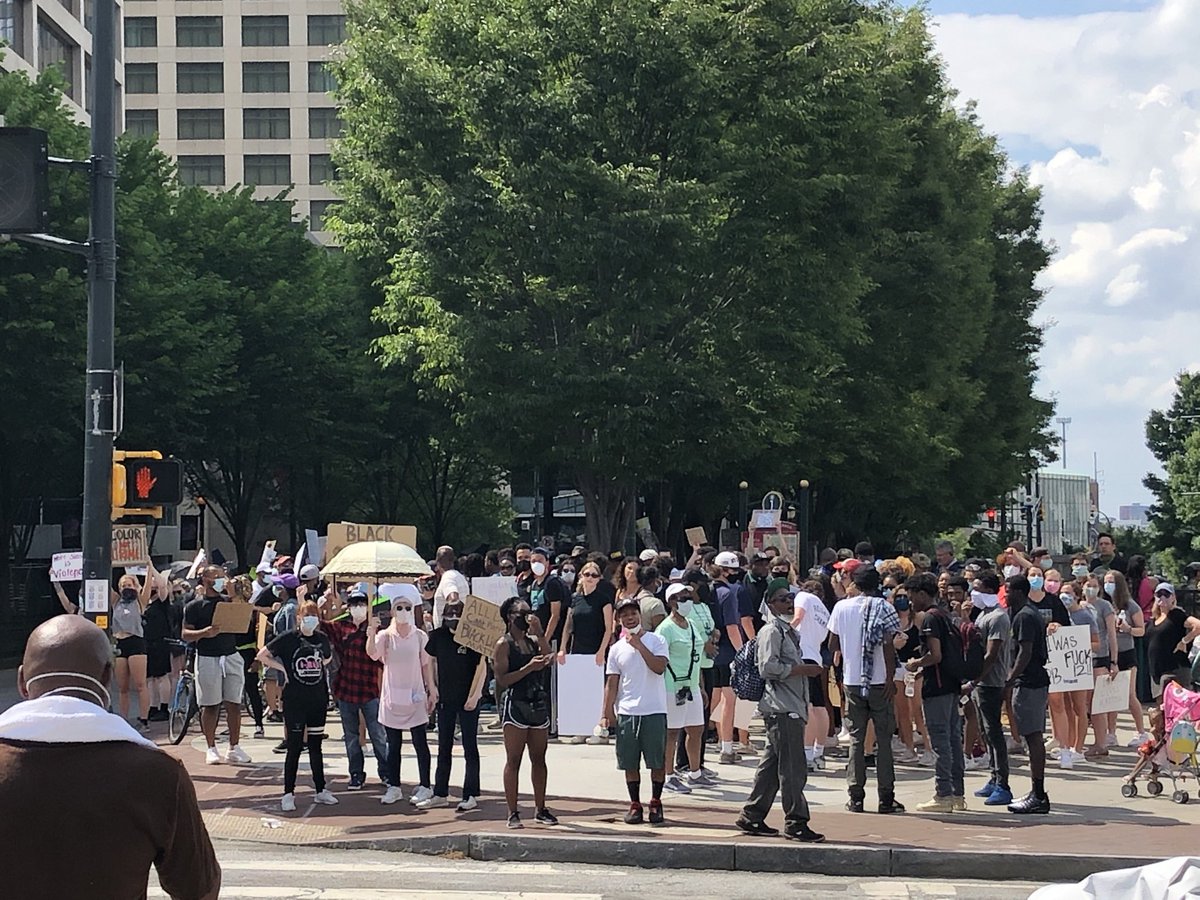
[349,605,368,624]
[300,615,319,635]
[25,671,111,709]
[676,600,694,616]
[394,608,414,626]
[1002,566,1021,579]
[625,623,642,636]
[560,570,576,587]
[531,562,547,578]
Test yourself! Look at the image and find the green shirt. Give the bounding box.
[685,602,716,669]
[655,615,702,693]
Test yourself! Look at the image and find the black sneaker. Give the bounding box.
[845,799,865,813]
[507,811,523,829]
[534,807,559,826]
[648,800,664,826]
[784,825,825,843]
[735,817,780,837]
[864,754,877,769]
[1008,792,1051,815]
[878,799,906,814]
[348,775,365,791]
[624,802,644,825]
[273,741,288,754]
[147,707,168,722]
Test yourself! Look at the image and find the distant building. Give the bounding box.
[1118,504,1151,525]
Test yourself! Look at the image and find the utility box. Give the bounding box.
[0,127,51,234]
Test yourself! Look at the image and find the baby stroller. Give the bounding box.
[1121,681,1200,804]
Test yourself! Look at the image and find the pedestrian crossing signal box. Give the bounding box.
[112,451,184,519]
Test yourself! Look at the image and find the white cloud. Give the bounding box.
[932,0,1200,507]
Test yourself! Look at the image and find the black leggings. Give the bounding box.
[283,691,328,794]
[239,647,264,728]
[386,724,431,788]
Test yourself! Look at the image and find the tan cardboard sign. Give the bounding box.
[685,527,708,547]
[211,599,254,635]
[453,595,505,659]
[325,522,418,563]
[112,525,149,566]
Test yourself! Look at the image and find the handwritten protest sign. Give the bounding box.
[111,525,149,566]
[1092,670,1132,715]
[50,552,83,583]
[453,595,505,658]
[685,527,708,547]
[1047,624,1094,694]
[325,522,418,563]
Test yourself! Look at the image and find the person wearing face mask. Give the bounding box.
[368,587,438,806]
[0,616,222,899]
[167,579,191,695]
[1026,566,1070,628]
[1034,566,1073,758]
[1069,556,1091,590]
[793,579,834,771]
[182,566,251,766]
[888,586,931,767]
[111,571,153,732]
[424,600,487,810]
[558,560,577,591]
[432,545,470,628]
[968,572,1014,806]
[494,595,557,828]
[657,584,708,793]
[258,599,337,811]
[1081,574,1119,758]
[1048,584,1097,769]
[525,547,571,648]
[1146,582,1200,699]
[142,564,176,723]
[321,588,388,791]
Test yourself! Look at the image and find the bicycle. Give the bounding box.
[168,641,199,745]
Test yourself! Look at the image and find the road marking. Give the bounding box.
[149,890,598,899]
[208,860,565,875]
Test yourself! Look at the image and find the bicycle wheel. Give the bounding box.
[169,678,195,745]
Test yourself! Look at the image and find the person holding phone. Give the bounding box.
[494,596,558,829]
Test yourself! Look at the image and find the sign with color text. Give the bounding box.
[111,525,149,566]
[50,552,83,583]
[1046,625,1094,694]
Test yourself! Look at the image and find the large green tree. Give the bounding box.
[1145,372,1200,566]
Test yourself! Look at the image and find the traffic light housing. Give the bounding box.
[112,451,184,519]
[0,127,51,234]
[112,462,127,508]
[986,508,997,528]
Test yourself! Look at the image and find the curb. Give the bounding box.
[222,830,1156,881]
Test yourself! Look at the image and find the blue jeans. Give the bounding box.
[337,698,388,783]
[923,692,964,798]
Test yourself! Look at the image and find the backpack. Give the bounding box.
[929,608,983,683]
[731,638,764,701]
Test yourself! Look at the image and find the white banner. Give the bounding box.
[555,654,606,736]
[1047,624,1095,694]
[50,552,83,583]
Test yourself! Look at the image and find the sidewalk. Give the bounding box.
[165,707,1195,881]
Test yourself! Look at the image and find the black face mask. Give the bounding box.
[511,613,530,631]
[120,588,138,602]
[445,617,461,632]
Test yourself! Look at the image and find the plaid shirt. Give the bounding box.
[323,620,383,705]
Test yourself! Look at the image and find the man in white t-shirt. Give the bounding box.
[432,546,470,628]
[792,590,831,770]
[602,597,670,827]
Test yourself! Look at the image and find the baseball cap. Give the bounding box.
[713,551,741,569]
[819,548,838,565]
[272,573,300,590]
[1155,582,1176,596]
[750,551,772,564]
[346,587,369,603]
[299,564,320,580]
[639,549,658,562]
[665,583,690,602]
[834,558,863,574]
[616,596,641,612]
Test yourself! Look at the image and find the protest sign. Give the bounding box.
[50,552,83,583]
[211,600,254,635]
[1092,670,1132,715]
[556,655,604,736]
[305,529,324,566]
[453,595,505,658]
[111,525,149,566]
[635,517,658,551]
[186,549,206,579]
[471,576,517,606]
[325,522,418,563]
[1047,624,1094,694]
[685,527,708,547]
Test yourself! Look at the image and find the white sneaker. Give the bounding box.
[225,745,251,764]
[416,794,448,809]
[313,790,339,806]
[584,735,609,745]
[895,749,919,764]
[205,747,222,765]
[1128,731,1153,747]
[381,786,404,805]
[1059,749,1075,770]
[456,795,478,812]
[837,726,852,745]
[410,785,434,805]
[564,735,587,745]
[1105,733,1118,748]
[1045,738,1061,753]
[917,752,935,768]
[280,793,296,812]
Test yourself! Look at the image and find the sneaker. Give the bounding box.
[1045,738,1061,753]
[916,796,955,813]
[147,708,168,722]
[864,754,876,769]
[507,811,523,829]
[535,807,560,826]
[1059,748,1076,770]
[837,726,852,745]
[1008,791,1051,814]
[735,817,780,836]
[647,800,664,826]
[878,799,906,814]
[895,749,919,765]
[314,790,339,806]
[916,752,936,768]
[984,786,1013,806]
[380,786,404,805]
[267,710,283,723]
[410,785,434,805]
[273,740,288,754]
[456,795,478,812]
[585,734,609,745]
[664,775,692,794]
[253,726,265,739]
[845,799,865,813]
[965,754,988,771]
[700,766,719,779]
[687,771,718,787]
[785,825,826,843]
[225,745,251,764]
[136,718,150,734]
[565,735,588,745]
[205,747,222,765]
[974,780,998,798]
[624,802,644,825]
[348,775,365,791]
[280,793,296,812]
[811,754,827,770]
[1129,731,1153,747]
[1105,733,1118,748]
[951,796,967,811]
[416,794,449,809]
[719,751,738,765]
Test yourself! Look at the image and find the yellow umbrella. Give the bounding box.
[319,541,431,578]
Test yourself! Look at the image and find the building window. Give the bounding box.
[309,153,336,185]
[0,0,25,55]
[242,61,289,93]
[124,109,159,137]
[124,62,157,95]
[244,154,291,185]
[123,16,156,48]
[177,62,223,94]
[308,107,342,139]
[178,108,225,140]
[307,14,344,45]
[178,155,226,186]
[243,108,290,140]
[37,20,75,93]
[310,200,338,231]
[176,16,222,48]
[241,15,287,47]
[307,61,336,94]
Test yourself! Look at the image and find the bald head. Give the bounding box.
[19,616,113,703]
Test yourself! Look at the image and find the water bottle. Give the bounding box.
[904,671,916,698]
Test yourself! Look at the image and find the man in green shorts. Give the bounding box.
[603,597,670,825]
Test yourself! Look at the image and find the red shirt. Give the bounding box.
[324,619,384,705]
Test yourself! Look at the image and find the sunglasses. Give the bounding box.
[581,572,600,579]
[393,604,413,611]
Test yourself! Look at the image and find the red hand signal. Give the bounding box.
[135,466,158,499]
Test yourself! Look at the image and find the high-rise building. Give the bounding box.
[0,0,123,123]
[121,1,343,238]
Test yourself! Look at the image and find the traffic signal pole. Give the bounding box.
[79,0,118,626]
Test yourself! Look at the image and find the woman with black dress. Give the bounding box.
[891,584,931,765]
[494,596,558,829]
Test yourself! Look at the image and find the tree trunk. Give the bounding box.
[577,472,636,554]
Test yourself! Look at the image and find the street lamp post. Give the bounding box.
[738,481,749,535]
[1056,417,1072,470]
[798,479,811,574]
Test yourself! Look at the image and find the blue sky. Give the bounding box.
[924,0,1155,15]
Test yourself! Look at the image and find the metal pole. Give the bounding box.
[80,0,118,626]
[798,480,811,574]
